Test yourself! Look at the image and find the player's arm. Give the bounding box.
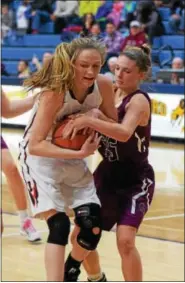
[1,88,36,118]
[28,91,98,159]
[97,74,118,122]
[86,94,150,142]
[63,94,149,141]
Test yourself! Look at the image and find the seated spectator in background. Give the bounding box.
[2,0,13,5]
[79,0,101,17]
[51,0,79,34]
[104,21,123,55]
[107,0,124,28]
[1,4,13,42]
[168,0,185,33]
[81,13,95,37]
[136,1,164,44]
[171,57,184,84]
[153,0,164,8]
[90,23,103,40]
[121,20,148,51]
[1,63,10,77]
[104,56,118,82]
[17,60,30,78]
[120,1,137,28]
[95,0,113,22]
[30,0,55,34]
[16,0,31,35]
[32,52,52,71]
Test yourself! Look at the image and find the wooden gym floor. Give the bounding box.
[1,128,184,281]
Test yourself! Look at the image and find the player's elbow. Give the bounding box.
[2,108,13,118]
[121,129,131,142]
[3,113,12,118]
[116,127,131,142]
[28,140,40,156]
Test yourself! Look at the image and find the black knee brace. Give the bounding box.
[47,212,70,246]
[74,203,102,251]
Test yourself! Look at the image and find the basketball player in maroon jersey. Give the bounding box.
[63,44,155,282]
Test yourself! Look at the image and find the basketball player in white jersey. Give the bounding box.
[1,88,41,241]
[18,38,117,281]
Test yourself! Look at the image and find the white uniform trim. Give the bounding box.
[131,178,153,215]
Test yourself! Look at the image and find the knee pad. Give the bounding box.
[74,203,102,251]
[47,212,70,246]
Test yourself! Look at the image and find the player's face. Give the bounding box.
[115,55,144,92]
[74,49,102,88]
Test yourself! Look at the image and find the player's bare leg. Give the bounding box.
[2,149,40,241]
[117,225,142,281]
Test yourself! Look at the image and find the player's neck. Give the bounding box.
[71,85,89,102]
[122,86,139,97]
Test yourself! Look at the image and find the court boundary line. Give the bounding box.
[144,213,184,221]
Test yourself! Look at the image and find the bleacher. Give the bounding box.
[1,5,185,80]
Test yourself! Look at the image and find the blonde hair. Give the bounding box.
[121,44,151,73]
[24,38,106,94]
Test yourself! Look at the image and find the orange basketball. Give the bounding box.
[52,118,88,150]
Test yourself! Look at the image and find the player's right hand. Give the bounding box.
[80,132,101,158]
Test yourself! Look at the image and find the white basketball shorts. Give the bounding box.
[19,140,100,217]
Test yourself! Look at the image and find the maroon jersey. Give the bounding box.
[95,89,154,192]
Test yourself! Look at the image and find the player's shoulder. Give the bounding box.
[131,92,150,108]
[96,74,113,96]
[39,89,64,110]
[40,89,63,102]
[97,74,113,86]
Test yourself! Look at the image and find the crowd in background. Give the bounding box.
[1,0,185,84]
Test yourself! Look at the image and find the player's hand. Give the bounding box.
[66,109,100,137]
[80,132,101,158]
[62,116,88,139]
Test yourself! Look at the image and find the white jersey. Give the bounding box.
[19,81,102,217]
[23,81,102,142]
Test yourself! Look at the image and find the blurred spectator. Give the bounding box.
[120,1,137,28]
[79,0,101,17]
[104,22,123,54]
[16,0,31,34]
[30,0,55,34]
[17,60,30,78]
[32,52,52,71]
[1,63,10,77]
[168,0,185,33]
[51,0,79,34]
[95,0,113,31]
[95,1,113,21]
[107,0,124,28]
[121,21,148,51]
[136,1,164,44]
[171,57,184,84]
[1,4,13,42]
[90,23,103,40]
[1,0,13,5]
[153,0,164,8]
[81,13,95,37]
[104,56,118,82]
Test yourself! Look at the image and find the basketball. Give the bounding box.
[52,117,89,150]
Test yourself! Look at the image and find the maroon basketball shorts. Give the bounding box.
[94,163,155,231]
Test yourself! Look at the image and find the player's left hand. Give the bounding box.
[62,116,89,139]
